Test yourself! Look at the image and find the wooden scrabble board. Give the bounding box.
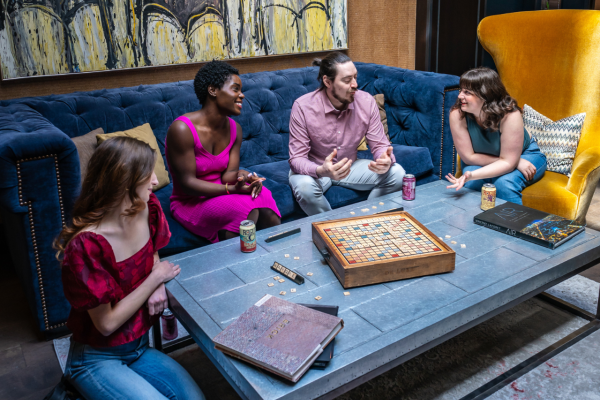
[312,211,455,288]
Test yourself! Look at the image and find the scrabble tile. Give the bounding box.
[280,291,286,296]
[344,291,350,296]
[307,272,313,276]
[315,296,322,301]
[290,288,296,293]
[268,283,274,287]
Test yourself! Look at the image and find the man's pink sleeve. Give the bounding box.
[366,98,396,164]
[288,102,320,178]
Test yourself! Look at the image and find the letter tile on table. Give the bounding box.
[352,276,467,332]
[424,220,468,240]
[443,227,517,259]
[169,241,269,281]
[289,281,391,313]
[441,206,488,233]
[176,268,246,301]
[199,276,318,328]
[228,241,324,284]
[439,247,538,293]
[504,230,598,262]
[405,201,467,225]
[295,260,338,287]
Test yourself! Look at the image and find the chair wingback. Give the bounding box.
[478,10,600,158]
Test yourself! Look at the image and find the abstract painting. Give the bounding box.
[0,0,347,79]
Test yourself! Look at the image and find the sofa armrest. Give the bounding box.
[566,146,600,221]
[0,104,80,335]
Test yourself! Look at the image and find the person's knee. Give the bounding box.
[291,179,321,202]
[384,164,405,190]
[494,176,521,200]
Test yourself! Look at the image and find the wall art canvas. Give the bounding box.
[0,0,347,80]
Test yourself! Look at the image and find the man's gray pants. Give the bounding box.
[289,159,405,216]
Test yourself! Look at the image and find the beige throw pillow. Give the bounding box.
[97,123,170,191]
[72,127,103,183]
[357,93,389,151]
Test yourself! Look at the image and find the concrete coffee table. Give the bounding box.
[164,180,600,400]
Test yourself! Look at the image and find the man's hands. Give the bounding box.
[445,170,472,191]
[234,171,265,199]
[517,158,536,181]
[147,284,167,316]
[368,146,393,174]
[316,149,352,180]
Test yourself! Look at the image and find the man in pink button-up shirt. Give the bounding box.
[288,52,405,215]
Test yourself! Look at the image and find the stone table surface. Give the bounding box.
[165,180,600,400]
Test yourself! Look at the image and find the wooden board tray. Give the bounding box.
[312,211,455,288]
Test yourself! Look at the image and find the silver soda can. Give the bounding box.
[240,220,257,252]
[402,174,416,200]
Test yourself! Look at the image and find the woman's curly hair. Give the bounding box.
[451,67,521,131]
[194,60,240,105]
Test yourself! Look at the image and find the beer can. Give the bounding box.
[402,174,416,201]
[240,220,257,252]
[481,183,497,210]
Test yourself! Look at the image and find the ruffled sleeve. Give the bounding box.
[148,193,171,251]
[61,233,124,311]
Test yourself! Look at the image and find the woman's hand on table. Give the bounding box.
[445,171,472,191]
[152,260,181,283]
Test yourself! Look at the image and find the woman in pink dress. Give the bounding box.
[166,61,281,242]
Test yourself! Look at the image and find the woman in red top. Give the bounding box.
[55,137,204,399]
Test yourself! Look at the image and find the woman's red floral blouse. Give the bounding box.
[62,194,171,347]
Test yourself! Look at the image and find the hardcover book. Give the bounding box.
[474,202,585,249]
[297,304,339,369]
[213,295,344,382]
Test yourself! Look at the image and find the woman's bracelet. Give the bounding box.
[225,183,230,194]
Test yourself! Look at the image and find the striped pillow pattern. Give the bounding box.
[523,104,585,177]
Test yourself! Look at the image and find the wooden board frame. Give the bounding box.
[312,211,455,288]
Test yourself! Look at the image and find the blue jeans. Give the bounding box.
[65,333,205,400]
[462,141,547,205]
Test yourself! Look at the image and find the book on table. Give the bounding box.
[474,202,585,249]
[297,303,339,369]
[213,294,344,382]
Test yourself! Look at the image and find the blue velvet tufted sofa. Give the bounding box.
[0,63,459,338]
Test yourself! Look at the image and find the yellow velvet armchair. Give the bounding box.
[458,10,600,223]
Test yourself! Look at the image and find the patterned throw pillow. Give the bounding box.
[522,104,585,177]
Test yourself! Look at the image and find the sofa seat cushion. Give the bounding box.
[357,144,434,178]
[154,184,210,256]
[250,160,372,212]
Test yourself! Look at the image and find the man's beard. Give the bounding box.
[332,89,355,107]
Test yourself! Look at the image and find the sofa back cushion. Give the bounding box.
[1,63,456,174]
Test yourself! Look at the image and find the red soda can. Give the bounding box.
[402,174,416,200]
[240,220,257,252]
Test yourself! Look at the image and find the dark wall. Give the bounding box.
[417,0,595,75]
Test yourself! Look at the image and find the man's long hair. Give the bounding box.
[313,51,352,90]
